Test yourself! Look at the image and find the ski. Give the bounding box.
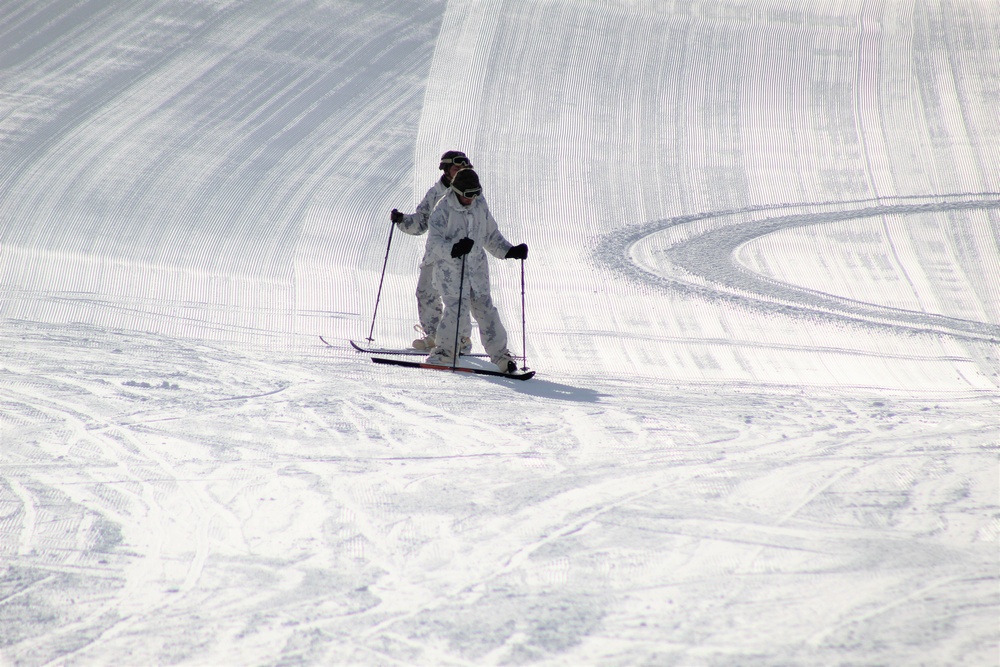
[371,356,535,380]
[347,339,488,358]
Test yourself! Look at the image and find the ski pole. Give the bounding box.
[366,220,396,342]
[451,253,467,370]
[520,258,527,370]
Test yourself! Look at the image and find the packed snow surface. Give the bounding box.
[1,1,998,665]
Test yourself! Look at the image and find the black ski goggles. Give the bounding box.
[442,155,472,167]
[454,186,482,199]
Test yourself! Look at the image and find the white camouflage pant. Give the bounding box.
[431,256,509,361]
[415,262,443,336]
[416,262,471,339]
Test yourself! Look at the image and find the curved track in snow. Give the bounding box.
[606,193,1000,344]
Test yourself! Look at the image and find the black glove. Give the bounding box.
[390,209,404,223]
[505,243,528,260]
[451,237,474,258]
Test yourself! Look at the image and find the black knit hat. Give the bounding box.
[451,169,482,198]
[439,150,472,170]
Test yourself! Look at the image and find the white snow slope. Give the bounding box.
[1,1,998,665]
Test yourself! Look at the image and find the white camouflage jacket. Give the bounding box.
[422,190,513,270]
[397,177,450,236]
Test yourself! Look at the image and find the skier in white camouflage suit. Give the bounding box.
[390,150,473,351]
[422,168,528,374]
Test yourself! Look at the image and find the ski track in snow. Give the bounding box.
[609,193,1000,342]
[2,1,1000,666]
[2,321,997,666]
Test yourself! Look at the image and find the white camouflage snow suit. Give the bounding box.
[423,189,515,364]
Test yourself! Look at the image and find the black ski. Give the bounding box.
[371,356,535,380]
[347,339,488,358]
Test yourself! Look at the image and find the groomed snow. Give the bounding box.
[1,1,998,665]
